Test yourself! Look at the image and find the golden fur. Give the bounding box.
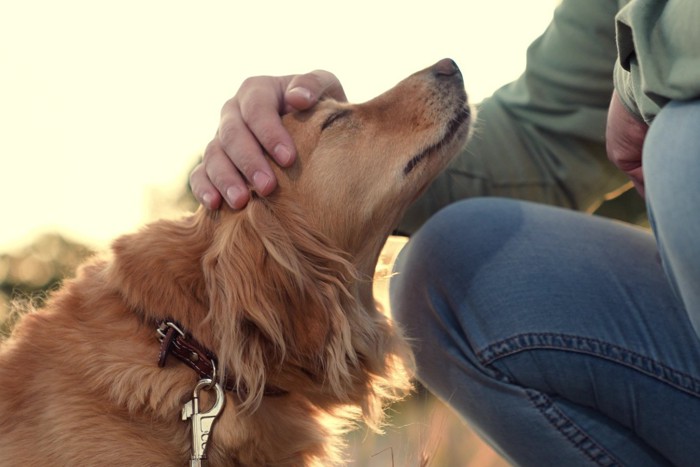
[0,60,470,466]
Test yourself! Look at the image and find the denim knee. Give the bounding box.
[389,198,700,466]
[390,197,523,358]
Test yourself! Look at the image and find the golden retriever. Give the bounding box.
[0,58,470,466]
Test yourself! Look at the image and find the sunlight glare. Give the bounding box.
[0,0,558,251]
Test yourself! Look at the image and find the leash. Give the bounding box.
[156,320,287,465]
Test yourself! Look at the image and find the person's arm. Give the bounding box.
[605,0,700,198]
[614,0,700,124]
[396,0,629,235]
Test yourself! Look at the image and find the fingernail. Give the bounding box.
[202,192,213,208]
[274,144,293,166]
[252,171,272,194]
[226,186,245,208]
[287,87,312,102]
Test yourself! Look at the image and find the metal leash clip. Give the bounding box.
[182,377,225,467]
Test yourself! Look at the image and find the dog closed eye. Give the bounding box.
[321,109,352,131]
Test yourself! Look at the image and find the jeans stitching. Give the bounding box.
[525,389,623,466]
[476,332,700,398]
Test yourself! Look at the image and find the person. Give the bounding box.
[189,0,700,464]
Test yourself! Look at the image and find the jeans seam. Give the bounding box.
[475,332,700,398]
[524,389,623,466]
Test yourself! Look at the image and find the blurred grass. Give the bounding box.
[0,233,94,339]
[346,389,508,466]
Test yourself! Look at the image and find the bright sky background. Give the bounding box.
[1,0,558,252]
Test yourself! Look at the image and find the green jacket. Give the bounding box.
[616,0,700,123]
[397,0,700,235]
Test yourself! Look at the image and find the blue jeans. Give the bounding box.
[390,100,700,466]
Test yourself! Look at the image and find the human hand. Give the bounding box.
[605,90,649,197]
[189,71,346,209]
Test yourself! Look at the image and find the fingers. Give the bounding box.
[191,137,252,210]
[190,70,346,210]
[199,135,256,209]
[236,76,297,168]
[284,70,347,111]
[194,77,288,209]
[189,162,223,210]
[606,90,649,198]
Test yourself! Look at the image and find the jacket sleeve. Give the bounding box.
[614,0,700,123]
[396,0,629,236]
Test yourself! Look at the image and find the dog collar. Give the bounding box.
[156,320,288,397]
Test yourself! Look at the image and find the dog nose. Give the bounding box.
[432,58,460,77]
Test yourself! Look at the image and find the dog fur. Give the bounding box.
[0,59,470,466]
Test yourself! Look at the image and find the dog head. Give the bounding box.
[275,58,471,271]
[111,60,470,435]
[202,59,471,416]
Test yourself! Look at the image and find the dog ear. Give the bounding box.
[109,213,211,324]
[202,198,363,412]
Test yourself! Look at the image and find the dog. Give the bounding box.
[0,59,470,466]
